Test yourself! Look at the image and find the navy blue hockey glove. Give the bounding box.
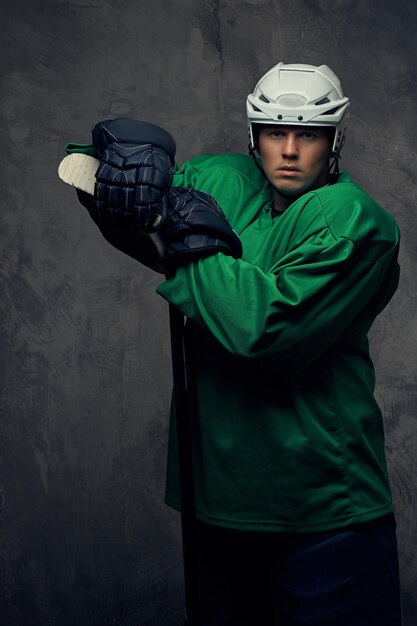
[91,118,176,231]
[160,187,243,269]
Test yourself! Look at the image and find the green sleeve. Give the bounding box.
[156,234,399,374]
[64,142,98,157]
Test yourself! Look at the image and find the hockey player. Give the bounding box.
[65,62,403,625]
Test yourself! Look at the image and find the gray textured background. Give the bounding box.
[1,0,416,624]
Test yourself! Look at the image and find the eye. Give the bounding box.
[299,131,316,139]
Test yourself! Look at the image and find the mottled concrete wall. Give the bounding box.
[1,0,416,624]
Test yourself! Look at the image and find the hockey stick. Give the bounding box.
[168,304,199,625]
[58,153,200,624]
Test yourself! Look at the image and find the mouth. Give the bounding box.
[277,166,302,176]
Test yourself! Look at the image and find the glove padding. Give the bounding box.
[91,118,176,232]
[160,187,242,268]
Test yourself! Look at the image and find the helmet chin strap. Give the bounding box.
[248,143,270,182]
[326,150,341,185]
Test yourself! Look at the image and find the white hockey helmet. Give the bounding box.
[247,62,350,155]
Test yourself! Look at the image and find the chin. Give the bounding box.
[276,175,325,197]
[276,183,306,197]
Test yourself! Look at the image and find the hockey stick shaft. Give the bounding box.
[168,304,199,625]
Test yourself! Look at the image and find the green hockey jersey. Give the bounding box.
[156,153,400,532]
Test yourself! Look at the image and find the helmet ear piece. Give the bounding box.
[253,126,260,154]
[338,129,347,154]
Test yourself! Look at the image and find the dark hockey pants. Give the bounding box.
[193,514,402,626]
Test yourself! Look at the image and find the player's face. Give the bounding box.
[258,125,332,197]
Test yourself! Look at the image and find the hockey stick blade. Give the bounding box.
[58,153,100,196]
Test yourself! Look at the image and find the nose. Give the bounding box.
[282,133,298,159]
